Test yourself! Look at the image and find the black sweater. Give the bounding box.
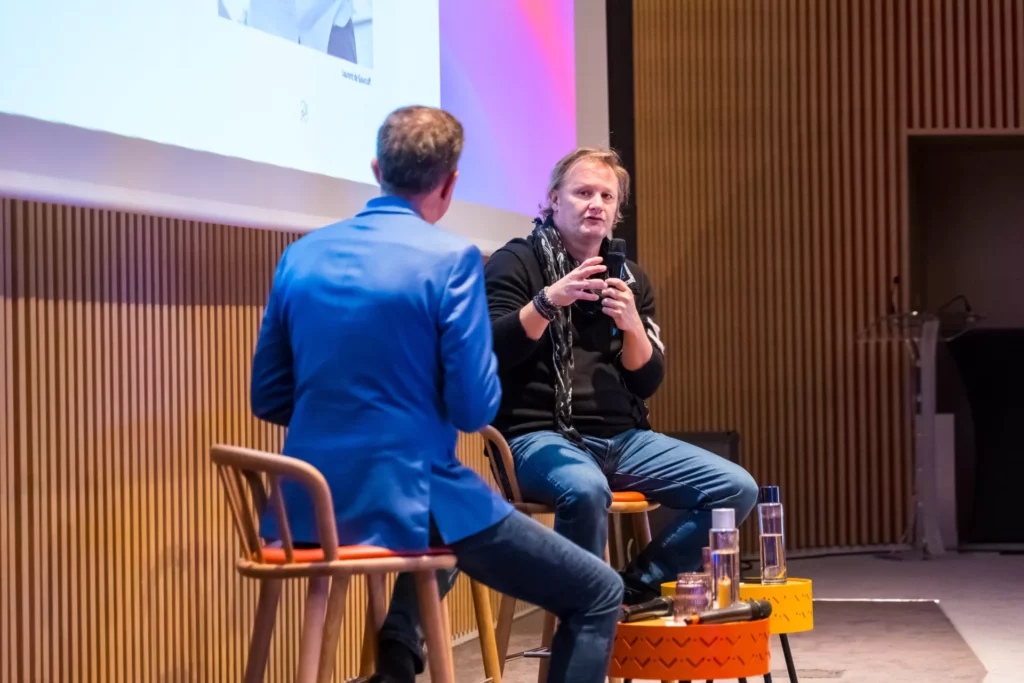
[483,237,666,440]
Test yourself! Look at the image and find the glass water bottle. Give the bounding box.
[758,485,787,585]
[709,508,740,608]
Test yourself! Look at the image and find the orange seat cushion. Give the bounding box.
[611,491,649,503]
[260,545,452,564]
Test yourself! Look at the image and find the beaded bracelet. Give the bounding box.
[532,288,558,321]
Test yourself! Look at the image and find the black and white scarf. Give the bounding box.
[532,216,634,446]
[530,218,589,446]
[531,219,654,444]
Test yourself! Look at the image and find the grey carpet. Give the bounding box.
[424,600,987,682]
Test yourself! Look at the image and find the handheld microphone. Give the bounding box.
[605,238,627,336]
[683,599,773,625]
[605,238,627,280]
[618,596,674,623]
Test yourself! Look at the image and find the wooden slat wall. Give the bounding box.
[634,0,1024,551]
[0,197,523,683]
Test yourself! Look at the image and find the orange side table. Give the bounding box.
[610,616,771,682]
[660,578,814,683]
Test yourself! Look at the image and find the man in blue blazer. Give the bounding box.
[251,106,623,683]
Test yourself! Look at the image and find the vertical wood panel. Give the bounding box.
[634,0,1024,551]
[1,194,13,683]
[0,197,515,682]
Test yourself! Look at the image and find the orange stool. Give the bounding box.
[610,616,771,682]
[212,444,473,683]
[480,427,660,683]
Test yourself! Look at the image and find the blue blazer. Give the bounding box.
[251,196,513,550]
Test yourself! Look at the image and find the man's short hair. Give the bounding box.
[376,106,464,195]
[540,147,631,225]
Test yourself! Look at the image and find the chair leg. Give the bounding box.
[414,570,455,683]
[494,594,517,673]
[535,612,556,683]
[316,574,352,683]
[243,578,282,683]
[612,513,625,567]
[470,580,503,683]
[296,576,331,683]
[632,511,653,550]
[359,573,388,677]
[441,595,457,676]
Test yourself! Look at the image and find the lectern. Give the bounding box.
[859,311,945,559]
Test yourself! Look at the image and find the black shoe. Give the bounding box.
[367,676,404,683]
[620,572,660,606]
[370,638,420,683]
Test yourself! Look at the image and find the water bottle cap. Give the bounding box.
[712,508,735,529]
[758,485,781,504]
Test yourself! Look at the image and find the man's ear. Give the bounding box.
[371,158,383,186]
[440,170,459,201]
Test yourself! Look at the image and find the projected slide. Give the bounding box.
[0,0,577,221]
[0,0,439,186]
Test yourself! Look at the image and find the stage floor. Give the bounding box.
[429,552,1024,683]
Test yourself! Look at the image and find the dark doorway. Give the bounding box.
[909,136,1024,547]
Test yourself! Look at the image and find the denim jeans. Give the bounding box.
[509,429,758,595]
[378,510,623,683]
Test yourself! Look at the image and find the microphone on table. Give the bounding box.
[682,599,773,625]
[618,597,773,624]
[619,596,674,623]
[604,238,627,336]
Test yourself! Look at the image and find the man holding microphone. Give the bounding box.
[483,148,759,606]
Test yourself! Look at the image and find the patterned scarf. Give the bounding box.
[530,218,586,446]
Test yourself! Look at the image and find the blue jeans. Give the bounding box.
[509,429,758,595]
[378,511,623,683]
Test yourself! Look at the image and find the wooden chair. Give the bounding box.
[478,427,661,683]
[212,444,460,683]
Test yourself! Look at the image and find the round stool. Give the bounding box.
[610,616,771,682]
[739,579,813,683]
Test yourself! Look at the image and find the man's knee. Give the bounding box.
[561,561,624,622]
[556,479,612,518]
[731,468,759,520]
[593,562,626,612]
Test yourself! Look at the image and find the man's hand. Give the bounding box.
[601,278,643,335]
[545,257,607,307]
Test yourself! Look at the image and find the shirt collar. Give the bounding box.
[356,195,421,218]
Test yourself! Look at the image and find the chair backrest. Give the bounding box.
[211,444,339,563]
[479,426,522,503]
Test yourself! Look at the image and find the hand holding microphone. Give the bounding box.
[600,239,642,336]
